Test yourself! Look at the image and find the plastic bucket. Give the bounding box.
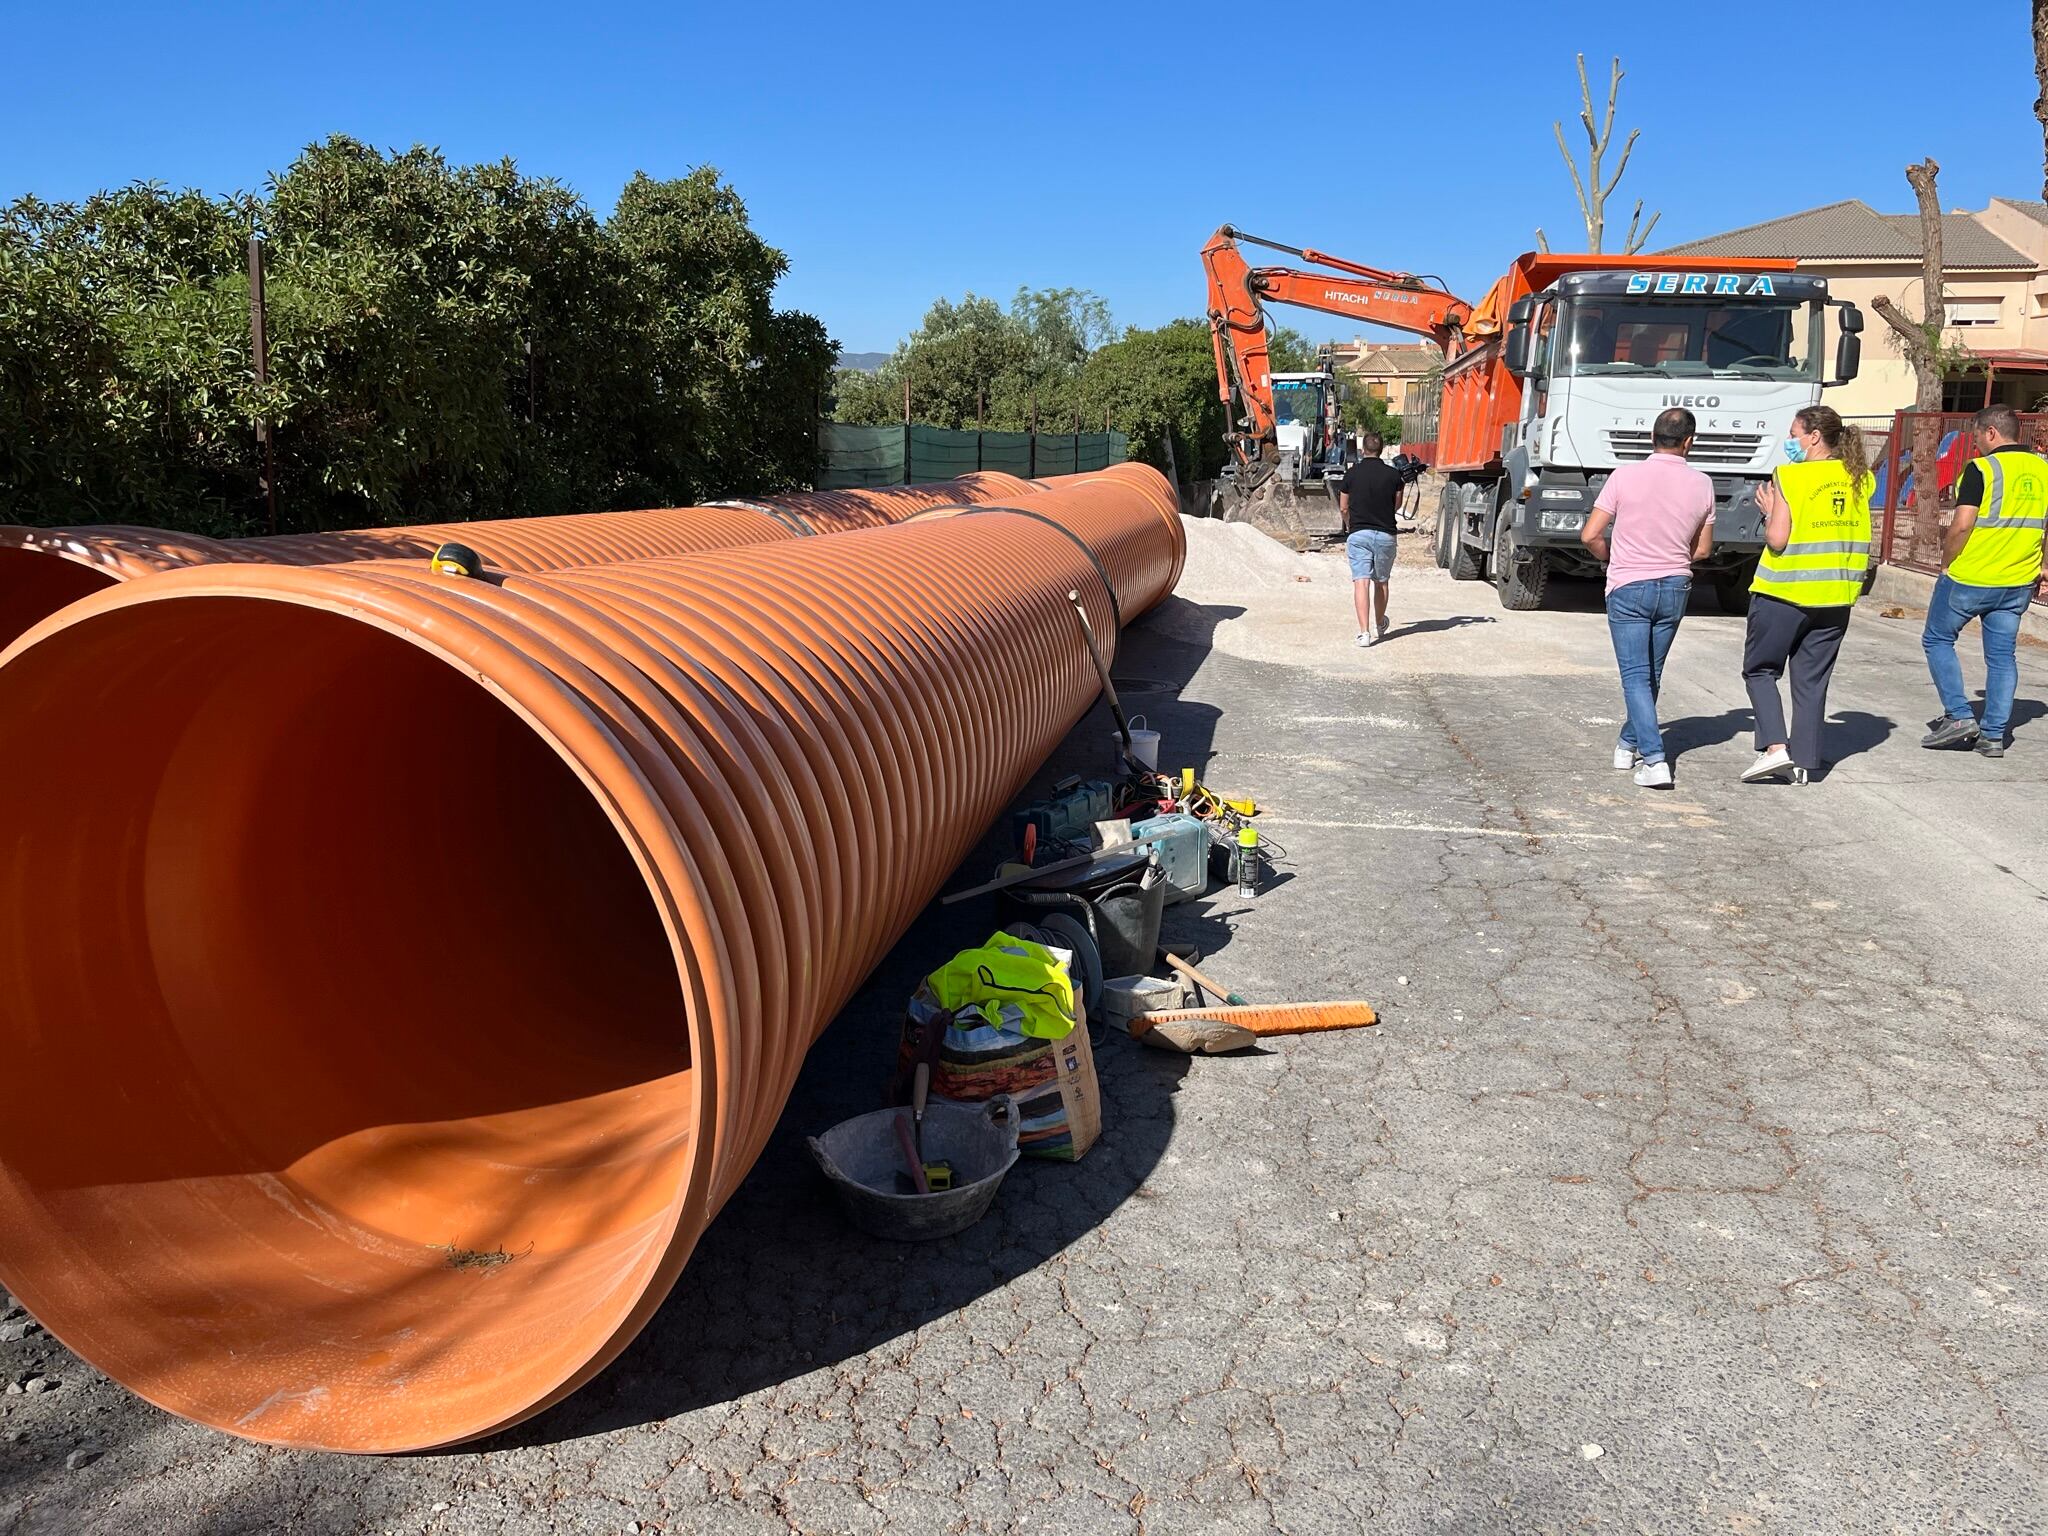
[1115,713,1161,771]
[809,1096,1020,1242]
[1093,876,1166,978]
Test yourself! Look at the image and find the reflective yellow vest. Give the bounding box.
[1950,448,2048,589]
[1751,460,1872,608]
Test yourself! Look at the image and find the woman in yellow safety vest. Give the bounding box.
[1739,405,1874,785]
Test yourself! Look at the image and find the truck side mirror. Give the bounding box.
[1503,296,1539,376]
[1832,334,1861,386]
[1829,302,1864,387]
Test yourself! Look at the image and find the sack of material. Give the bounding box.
[896,931,1103,1161]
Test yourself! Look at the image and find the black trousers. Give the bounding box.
[1743,594,1852,770]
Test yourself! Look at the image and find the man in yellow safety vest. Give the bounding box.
[1921,404,2048,758]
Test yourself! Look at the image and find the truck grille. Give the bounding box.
[1608,430,1763,466]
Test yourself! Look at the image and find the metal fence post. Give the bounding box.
[248,236,279,535]
[1880,410,1905,569]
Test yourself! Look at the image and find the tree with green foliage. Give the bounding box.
[1340,388,1404,446]
[607,168,834,503]
[1077,319,1228,482]
[0,137,835,533]
[835,287,1113,431]
[1264,326,1322,375]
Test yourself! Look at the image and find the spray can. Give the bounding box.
[1236,826,1259,898]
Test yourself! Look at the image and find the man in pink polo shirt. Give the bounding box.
[1577,407,1716,788]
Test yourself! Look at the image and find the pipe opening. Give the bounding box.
[0,595,695,1447]
[0,548,121,652]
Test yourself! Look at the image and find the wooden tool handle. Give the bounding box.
[1130,1001,1377,1038]
[1159,951,1246,1005]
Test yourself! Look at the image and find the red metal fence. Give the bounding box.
[1874,410,2048,604]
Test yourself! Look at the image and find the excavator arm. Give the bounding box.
[1202,225,1485,476]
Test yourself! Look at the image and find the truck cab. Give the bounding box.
[1435,267,1863,610]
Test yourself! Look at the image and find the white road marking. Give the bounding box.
[1262,817,1624,842]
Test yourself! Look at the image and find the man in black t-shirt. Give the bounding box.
[1339,433,1404,646]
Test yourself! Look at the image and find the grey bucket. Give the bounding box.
[809,1095,1021,1241]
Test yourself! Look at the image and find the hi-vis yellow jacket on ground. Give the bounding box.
[1750,460,1873,609]
[1951,449,2048,590]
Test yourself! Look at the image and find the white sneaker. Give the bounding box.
[1612,744,1639,771]
[1741,747,1794,784]
[1633,760,1673,789]
[1357,630,1377,648]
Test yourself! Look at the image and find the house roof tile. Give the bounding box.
[1659,199,2029,269]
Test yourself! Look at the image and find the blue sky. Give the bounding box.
[5,0,2042,355]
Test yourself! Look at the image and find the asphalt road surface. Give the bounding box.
[3,522,2043,1535]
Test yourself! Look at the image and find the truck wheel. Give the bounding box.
[1493,510,1548,610]
[1446,488,1484,581]
[1713,559,1757,615]
[1434,485,1458,569]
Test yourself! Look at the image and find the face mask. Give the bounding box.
[1781,437,1807,463]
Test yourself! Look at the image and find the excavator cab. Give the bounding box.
[1270,371,1339,488]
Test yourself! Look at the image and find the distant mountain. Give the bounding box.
[836,351,889,373]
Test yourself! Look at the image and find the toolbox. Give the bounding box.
[1128,812,1209,904]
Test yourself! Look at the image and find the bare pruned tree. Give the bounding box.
[1869,158,1961,564]
[2034,0,2048,199]
[1542,54,1661,256]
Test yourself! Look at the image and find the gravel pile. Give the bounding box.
[1177,516,1330,599]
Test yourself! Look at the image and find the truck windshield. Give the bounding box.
[1557,300,1820,381]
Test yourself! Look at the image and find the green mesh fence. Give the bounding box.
[817,423,1128,489]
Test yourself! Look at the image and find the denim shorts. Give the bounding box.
[1346,528,1396,581]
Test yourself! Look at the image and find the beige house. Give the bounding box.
[1320,340,1441,420]
[1661,199,2048,428]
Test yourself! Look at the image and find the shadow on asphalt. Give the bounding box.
[1385,615,1497,641]
[485,599,1242,1449]
[1990,695,2046,742]
[1663,707,1899,773]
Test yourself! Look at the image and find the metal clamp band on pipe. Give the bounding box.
[955,505,1126,631]
[0,464,1184,1454]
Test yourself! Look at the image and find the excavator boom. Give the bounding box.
[1202,225,1482,475]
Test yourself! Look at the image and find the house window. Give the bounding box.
[1944,298,2001,328]
[1942,377,1991,411]
[1366,382,1387,401]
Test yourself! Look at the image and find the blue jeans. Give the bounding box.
[1922,574,2036,742]
[1606,576,1691,764]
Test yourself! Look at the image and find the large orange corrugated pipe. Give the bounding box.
[0,464,1183,1455]
[0,472,1036,651]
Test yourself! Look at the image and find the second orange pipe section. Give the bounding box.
[0,471,1038,650]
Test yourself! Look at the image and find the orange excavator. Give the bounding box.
[1201,225,1486,495]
